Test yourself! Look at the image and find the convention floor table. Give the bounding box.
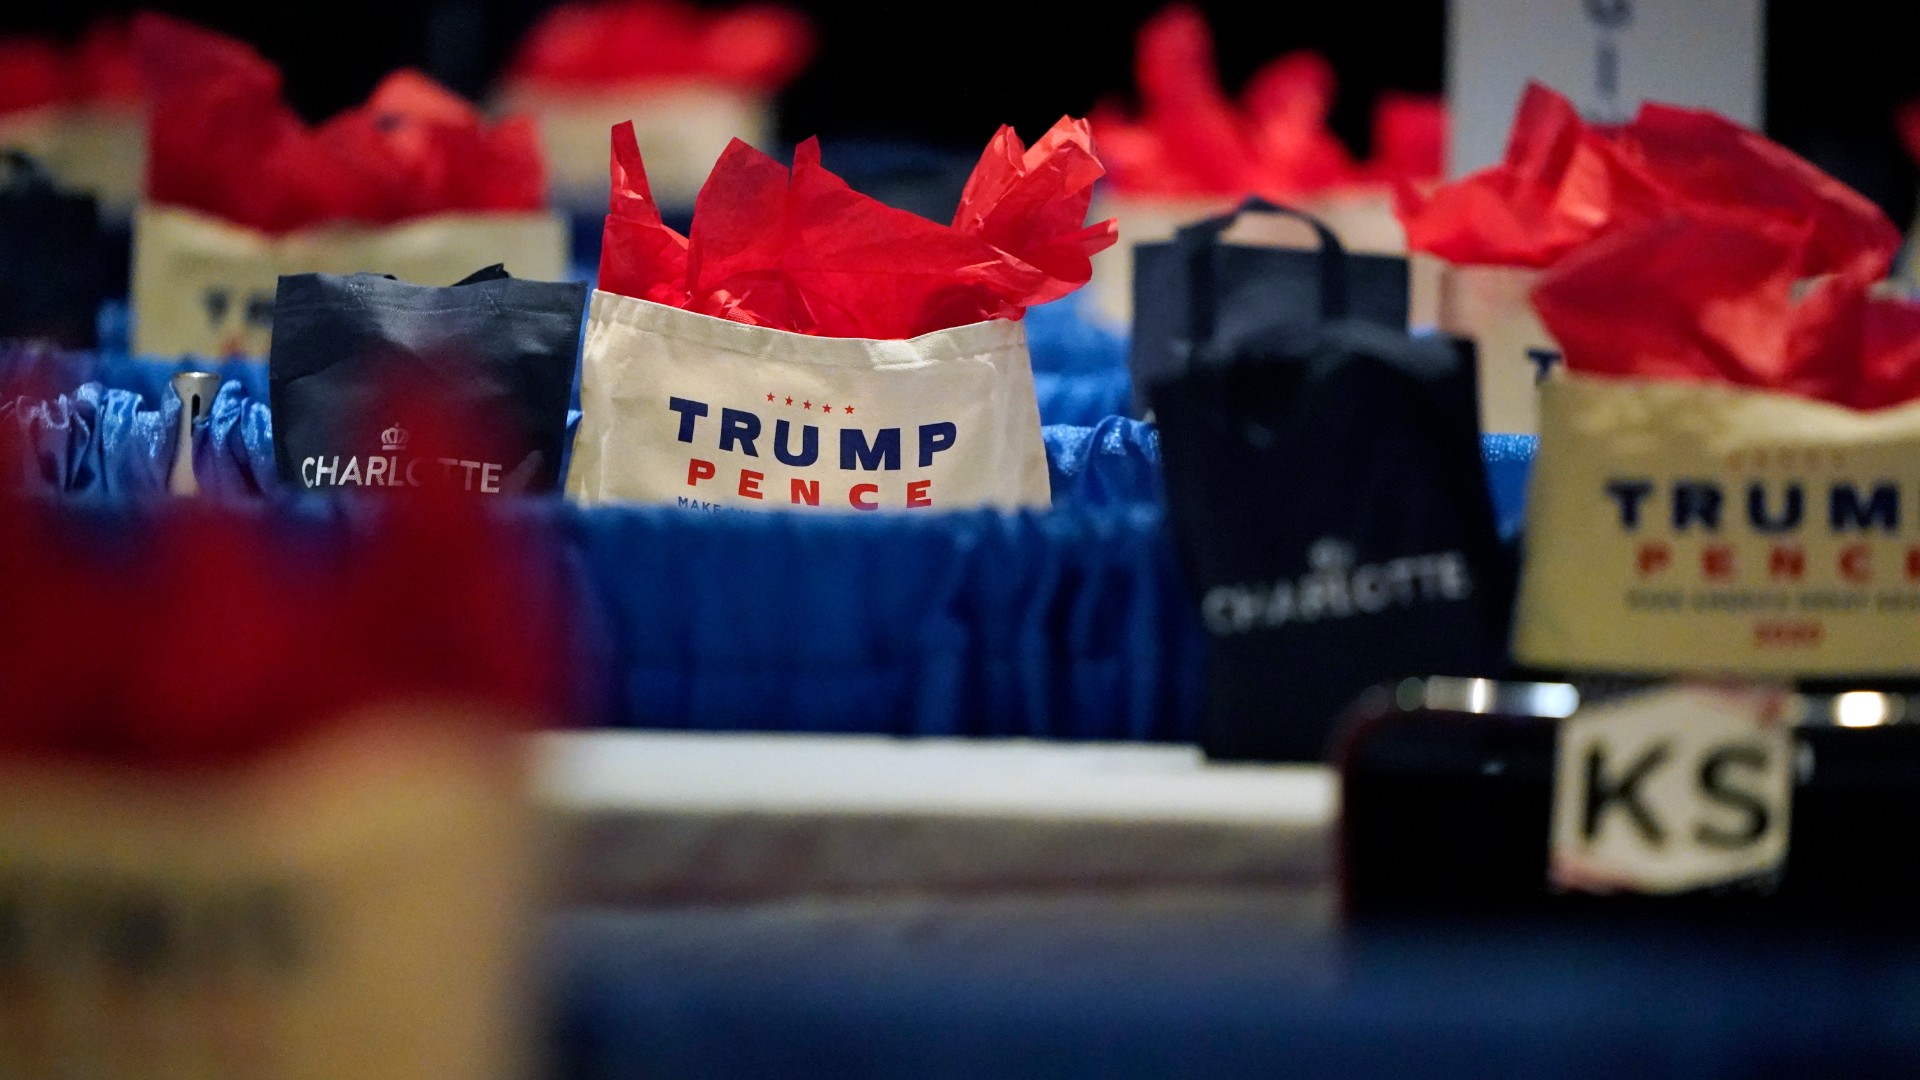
[535,733,1920,1079]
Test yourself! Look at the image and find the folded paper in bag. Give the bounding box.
[574,119,1115,510]
[130,15,565,357]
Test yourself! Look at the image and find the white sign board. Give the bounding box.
[1550,685,1793,895]
[1447,0,1765,176]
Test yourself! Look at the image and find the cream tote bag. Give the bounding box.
[130,204,567,357]
[1436,263,1562,436]
[568,290,1051,513]
[495,84,770,210]
[1516,373,1920,675]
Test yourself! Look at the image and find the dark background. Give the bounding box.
[5,0,1917,221]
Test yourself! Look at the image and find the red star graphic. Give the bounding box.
[766,393,775,402]
[819,403,831,413]
[844,405,854,414]
[785,396,793,406]
[802,401,812,410]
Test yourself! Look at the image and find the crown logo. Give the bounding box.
[1306,538,1355,573]
[380,423,410,452]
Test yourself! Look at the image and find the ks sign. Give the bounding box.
[1550,686,1792,894]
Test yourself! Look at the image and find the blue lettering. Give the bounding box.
[1605,479,1654,531]
[719,408,760,457]
[918,422,958,468]
[667,397,708,444]
[1525,347,1562,383]
[1672,481,1722,532]
[840,428,902,471]
[1747,483,1803,533]
[774,419,819,467]
[1830,483,1899,533]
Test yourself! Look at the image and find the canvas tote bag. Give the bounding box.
[130,206,566,358]
[568,290,1050,512]
[1515,373,1920,676]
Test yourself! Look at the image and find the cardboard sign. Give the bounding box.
[0,716,535,1080]
[1551,685,1792,894]
[1516,375,1920,675]
[1448,0,1764,175]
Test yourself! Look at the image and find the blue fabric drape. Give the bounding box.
[4,338,1535,743]
[563,502,1204,740]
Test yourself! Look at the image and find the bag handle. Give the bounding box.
[1176,197,1351,348]
[0,150,58,197]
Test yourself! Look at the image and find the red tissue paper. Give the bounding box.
[0,399,566,771]
[1089,5,1444,200]
[1532,214,1920,411]
[1399,82,1899,278]
[0,20,141,116]
[136,14,546,234]
[599,117,1119,339]
[504,0,813,93]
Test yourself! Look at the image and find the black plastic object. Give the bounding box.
[269,265,586,494]
[1338,680,1920,925]
[0,151,104,347]
[1152,295,1512,762]
[1129,198,1409,416]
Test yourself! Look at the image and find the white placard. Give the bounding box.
[1447,0,1765,176]
[1550,685,1793,895]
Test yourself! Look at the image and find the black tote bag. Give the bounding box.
[1130,197,1409,415]
[270,265,586,495]
[1151,214,1512,763]
[0,152,104,348]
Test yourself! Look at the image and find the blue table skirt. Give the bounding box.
[5,352,1535,742]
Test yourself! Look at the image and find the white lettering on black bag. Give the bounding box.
[567,290,1051,512]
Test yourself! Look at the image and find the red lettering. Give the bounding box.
[738,469,763,500]
[1636,543,1671,576]
[850,483,880,511]
[1702,545,1735,581]
[1756,620,1823,648]
[790,478,820,506]
[1841,544,1872,583]
[1907,547,1920,582]
[687,459,716,487]
[906,480,932,508]
[1768,546,1806,581]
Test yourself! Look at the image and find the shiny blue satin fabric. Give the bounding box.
[3,354,1162,504]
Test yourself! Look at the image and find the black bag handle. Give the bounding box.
[1175,197,1351,348]
[0,150,58,197]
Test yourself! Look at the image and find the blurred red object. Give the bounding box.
[1400,82,1899,277]
[0,391,567,770]
[0,20,140,116]
[600,117,1117,338]
[1090,5,1443,201]
[505,0,814,93]
[136,14,546,233]
[1533,214,1920,410]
